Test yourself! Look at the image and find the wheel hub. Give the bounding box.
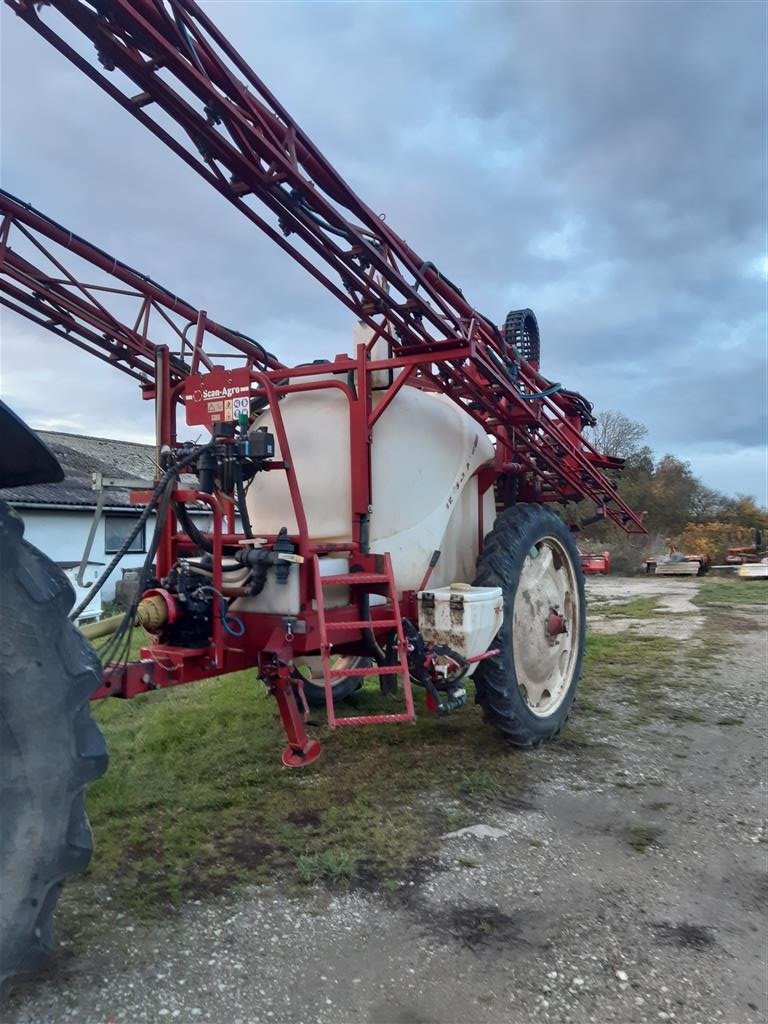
[545,607,568,640]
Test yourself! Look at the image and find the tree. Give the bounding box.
[588,410,648,460]
[577,408,768,558]
[646,454,698,535]
[719,495,768,531]
[689,482,725,523]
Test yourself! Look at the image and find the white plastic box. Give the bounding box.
[417,583,504,676]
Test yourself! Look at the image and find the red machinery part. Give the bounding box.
[0,189,283,386]
[5,0,645,535]
[580,551,612,575]
[0,0,649,765]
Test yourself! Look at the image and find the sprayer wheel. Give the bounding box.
[294,656,371,708]
[473,503,585,747]
[0,503,107,990]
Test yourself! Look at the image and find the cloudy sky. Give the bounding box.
[1,0,766,502]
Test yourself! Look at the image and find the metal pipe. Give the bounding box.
[79,613,125,640]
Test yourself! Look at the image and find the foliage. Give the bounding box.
[579,409,767,567]
[86,657,526,914]
[67,586,737,925]
[676,522,758,563]
[83,622,693,915]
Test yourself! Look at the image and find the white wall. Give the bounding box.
[15,508,153,602]
[15,506,221,606]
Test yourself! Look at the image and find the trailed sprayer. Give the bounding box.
[0,0,645,985]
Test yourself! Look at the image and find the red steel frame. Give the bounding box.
[2,0,648,762]
[0,189,283,386]
[84,328,633,765]
[89,341,495,680]
[5,0,645,532]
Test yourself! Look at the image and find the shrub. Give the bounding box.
[675,522,757,564]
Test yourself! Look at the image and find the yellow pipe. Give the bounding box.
[79,613,125,640]
[78,593,168,642]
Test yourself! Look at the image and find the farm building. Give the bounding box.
[0,429,207,615]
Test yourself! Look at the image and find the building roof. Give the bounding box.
[0,430,157,509]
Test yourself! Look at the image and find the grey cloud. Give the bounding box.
[0,0,765,501]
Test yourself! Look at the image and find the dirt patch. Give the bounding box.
[286,809,323,827]
[218,831,278,871]
[589,614,705,638]
[586,575,700,609]
[418,902,535,951]
[586,575,705,638]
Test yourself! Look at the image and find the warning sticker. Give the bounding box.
[184,368,252,427]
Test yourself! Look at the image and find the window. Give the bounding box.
[104,514,146,555]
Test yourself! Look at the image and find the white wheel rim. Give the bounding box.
[511,535,581,718]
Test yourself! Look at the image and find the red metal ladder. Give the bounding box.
[312,553,416,728]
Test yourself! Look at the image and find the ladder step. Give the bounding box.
[334,713,414,727]
[313,550,416,729]
[328,665,400,678]
[325,619,398,632]
[321,572,390,585]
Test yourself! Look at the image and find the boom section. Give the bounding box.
[6,0,645,531]
[0,189,281,386]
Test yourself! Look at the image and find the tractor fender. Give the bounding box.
[0,400,63,489]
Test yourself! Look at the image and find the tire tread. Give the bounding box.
[473,503,585,747]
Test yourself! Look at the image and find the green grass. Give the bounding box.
[82,612,718,916]
[577,630,714,728]
[87,645,526,915]
[296,849,358,885]
[593,596,662,618]
[694,577,768,607]
[582,631,678,697]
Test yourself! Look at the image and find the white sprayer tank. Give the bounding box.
[239,331,496,614]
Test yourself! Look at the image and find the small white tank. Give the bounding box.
[417,583,504,676]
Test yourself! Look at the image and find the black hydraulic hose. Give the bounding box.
[478,312,506,349]
[360,593,386,664]
[518,382,562,401]
[69,493,159,621]
[234,461,253,540]
[97,478,177,668]
[175,500,213,553]
[292,192,353,241]
[417,261,465,298]
[171,7,206,75]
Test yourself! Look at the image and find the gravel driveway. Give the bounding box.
[4,579,767,1024]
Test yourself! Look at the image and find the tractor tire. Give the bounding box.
[294,656,370,708]
[0,503,107,989]
[473,503,586,747]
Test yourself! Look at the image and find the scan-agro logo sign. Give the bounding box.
[185,368,252,427]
